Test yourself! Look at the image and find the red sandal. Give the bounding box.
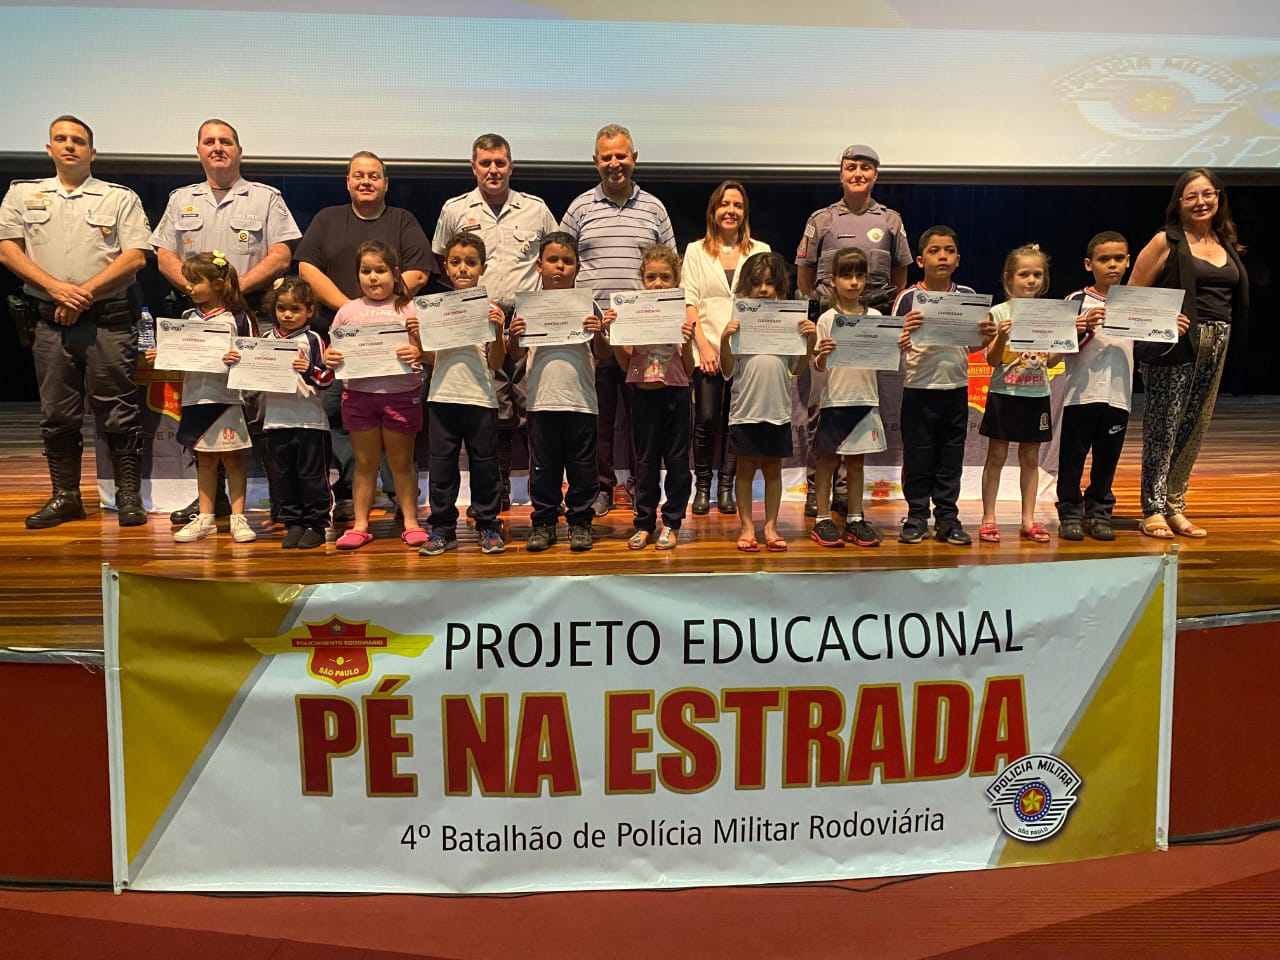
[1020,522,1051,544]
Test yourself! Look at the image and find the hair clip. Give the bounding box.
[211,250,228,269]
[1029,243,1040,251]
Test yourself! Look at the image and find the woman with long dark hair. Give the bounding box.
[682,180,771,515]
[1128,168,1248,539]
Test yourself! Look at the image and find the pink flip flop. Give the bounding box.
[335,529,374,550]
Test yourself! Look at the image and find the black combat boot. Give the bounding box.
[26,433,86,529]
[108,432,148,526]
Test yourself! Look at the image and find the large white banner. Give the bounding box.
[105,557,1175,893]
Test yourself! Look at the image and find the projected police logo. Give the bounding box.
[986,753,1082,842]
[1055,54,1254,140]
[247,616,433,687]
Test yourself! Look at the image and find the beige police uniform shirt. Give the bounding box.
[0,175,151,301]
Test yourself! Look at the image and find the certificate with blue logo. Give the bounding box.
[608,288,686,346]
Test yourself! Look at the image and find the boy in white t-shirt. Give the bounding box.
[1057,231,1132,542]
[506,232,614,552]
[419,232,509,556]
[894,226,994,546]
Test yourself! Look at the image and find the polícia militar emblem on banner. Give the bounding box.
[1054,54,1254,140]
[986,754,1082,842]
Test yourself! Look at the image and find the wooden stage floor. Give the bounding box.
[1,397,1277,651]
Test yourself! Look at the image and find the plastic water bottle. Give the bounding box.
[137,307,157,350]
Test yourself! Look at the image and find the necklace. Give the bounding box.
[720,244,736,254]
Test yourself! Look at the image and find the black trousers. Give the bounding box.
[32,312,138,441]
[631,386,692,532]
[1056,402,1129,520]
[900,386,967,525]
[268,428,333,530]
[428,402,501,533]
[595,358,633,495]
[529,411,597,528]
[691,369,735,488]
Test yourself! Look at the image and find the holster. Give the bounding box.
[6,292,39,349]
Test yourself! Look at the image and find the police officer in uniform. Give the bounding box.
[0,116,151,529]
[432,133,557,513]
[150,118,301,523]
[795,144,912,515]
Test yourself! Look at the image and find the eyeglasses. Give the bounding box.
[1180,189,1218,204]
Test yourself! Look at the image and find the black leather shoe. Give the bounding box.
[804,490,818,518]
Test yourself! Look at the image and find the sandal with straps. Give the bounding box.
[1141,515,1175,540]
[1167,513,1207,538]
[1020,522,1051,544]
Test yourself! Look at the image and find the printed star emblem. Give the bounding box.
[1129,87,1177,114]
[1020,788,1046,814]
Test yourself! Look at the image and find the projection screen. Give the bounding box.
[1,1,1278,169]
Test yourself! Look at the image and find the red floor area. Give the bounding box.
[5,830,1280,959]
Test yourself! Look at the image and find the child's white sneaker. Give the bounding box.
[174,513,217,543]
[230,513,257,543]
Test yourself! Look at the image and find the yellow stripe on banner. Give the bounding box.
[117,572,300,866]
[998,582,1167,867]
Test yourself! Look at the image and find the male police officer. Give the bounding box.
[151,118,301,523]
[0,116,151,529]
[433,134,556,512]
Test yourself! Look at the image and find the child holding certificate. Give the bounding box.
[323,240,426,550]
[255,277,333,550]
[150,252,258,544]
[613,245,696,551]
[506,232,614,553]
[419,232,508,556]
[809,248,886,548]
[720,252,816,552]
[894,226,993,546]
[979,245,1062,544]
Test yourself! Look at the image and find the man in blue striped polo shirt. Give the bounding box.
[560,124,675,516]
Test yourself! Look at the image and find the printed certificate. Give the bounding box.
[826,313,905,370]
[609,288,687,346]
[154,317,234,374]
[227,337,302,393]
[1009,299,1081,354]
[331,322,414,379]
[1101,285,1184,343]
[414,287,495,351]
[516,288,596,346]
[910,290,993,348]
[731,299,809,356]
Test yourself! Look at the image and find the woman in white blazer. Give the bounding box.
[683,180,771,514]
